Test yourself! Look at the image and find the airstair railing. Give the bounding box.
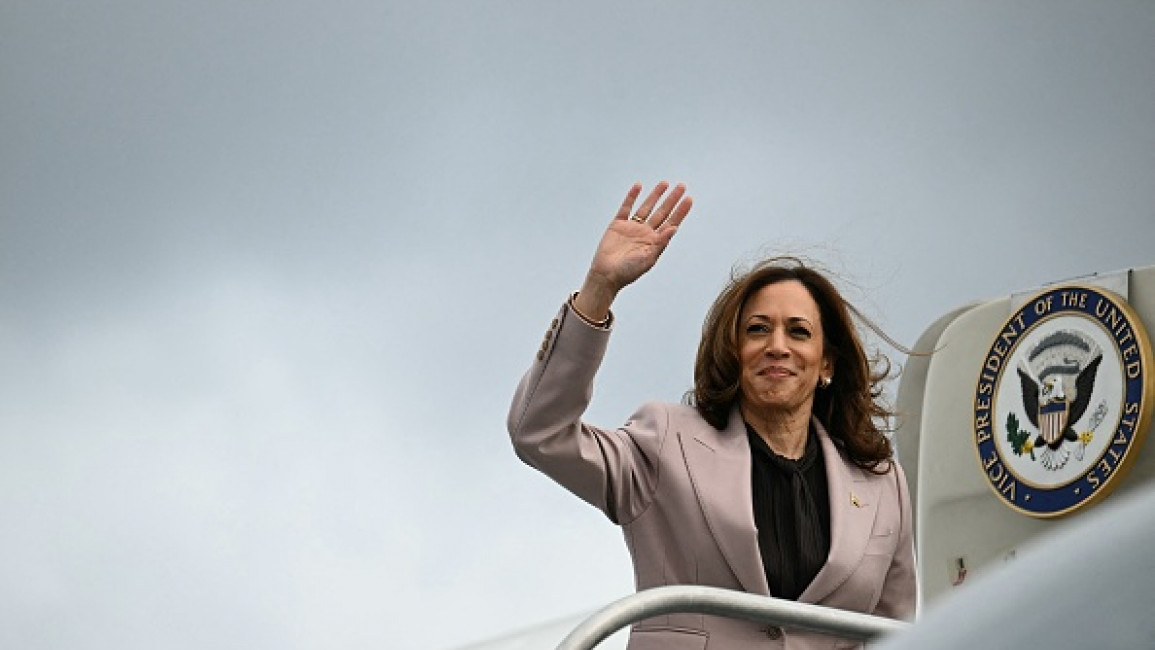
[556,585,909,650]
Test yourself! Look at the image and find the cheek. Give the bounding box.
[738,343,758,368]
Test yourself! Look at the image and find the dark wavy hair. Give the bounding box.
[685,257,895,472]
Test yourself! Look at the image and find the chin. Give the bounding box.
[744,397,811,416]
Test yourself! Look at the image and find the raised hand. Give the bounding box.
[574,181,693,322]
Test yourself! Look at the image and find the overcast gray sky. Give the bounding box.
[2,1,1154,648]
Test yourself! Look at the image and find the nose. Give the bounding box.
[765,329,790,358]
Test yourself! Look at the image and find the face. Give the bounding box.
[737,280,832,419]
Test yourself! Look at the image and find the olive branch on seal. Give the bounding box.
[1006,412,1036,460]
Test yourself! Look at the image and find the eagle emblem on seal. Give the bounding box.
[1010,331,1105,471]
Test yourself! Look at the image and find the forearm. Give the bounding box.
[507,299,616,510]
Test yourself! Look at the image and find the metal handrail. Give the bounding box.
[556,585,909,650]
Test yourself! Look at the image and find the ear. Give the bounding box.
[822,355,834,378]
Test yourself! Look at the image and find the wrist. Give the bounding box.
[575,277,615,318]
[570,290,614,329]
[580,269,620,301]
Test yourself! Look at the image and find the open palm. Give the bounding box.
[587,181,694,292]
[572,181,693,324]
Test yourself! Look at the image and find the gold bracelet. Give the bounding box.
[568,292,613,329]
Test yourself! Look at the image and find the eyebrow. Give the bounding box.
[746,314,815,326]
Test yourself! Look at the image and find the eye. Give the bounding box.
[745,323,769,335]
[789,325,812,339]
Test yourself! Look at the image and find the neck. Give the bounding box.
[741,403,811,459]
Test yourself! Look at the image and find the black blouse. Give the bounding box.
[746,422,831,600]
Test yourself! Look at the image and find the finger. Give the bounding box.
[614,183,643,221]
[650,182,687,227]
[658,195,693,232]
[631,181,670,221]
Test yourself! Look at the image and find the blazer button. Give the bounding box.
[763,625,782,640]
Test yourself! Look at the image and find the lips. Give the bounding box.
[758,366,795,378]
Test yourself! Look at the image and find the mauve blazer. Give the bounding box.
[508,301,916,650]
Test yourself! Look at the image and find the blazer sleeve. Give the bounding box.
[873,459,918,621]
[507,300,667,525]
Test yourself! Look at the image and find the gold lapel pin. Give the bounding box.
[850,492,863,508]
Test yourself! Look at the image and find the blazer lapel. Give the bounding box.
[800,418,881,604]
[679,407,770,596]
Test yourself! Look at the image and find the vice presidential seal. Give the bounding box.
[972,285,1153,518]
